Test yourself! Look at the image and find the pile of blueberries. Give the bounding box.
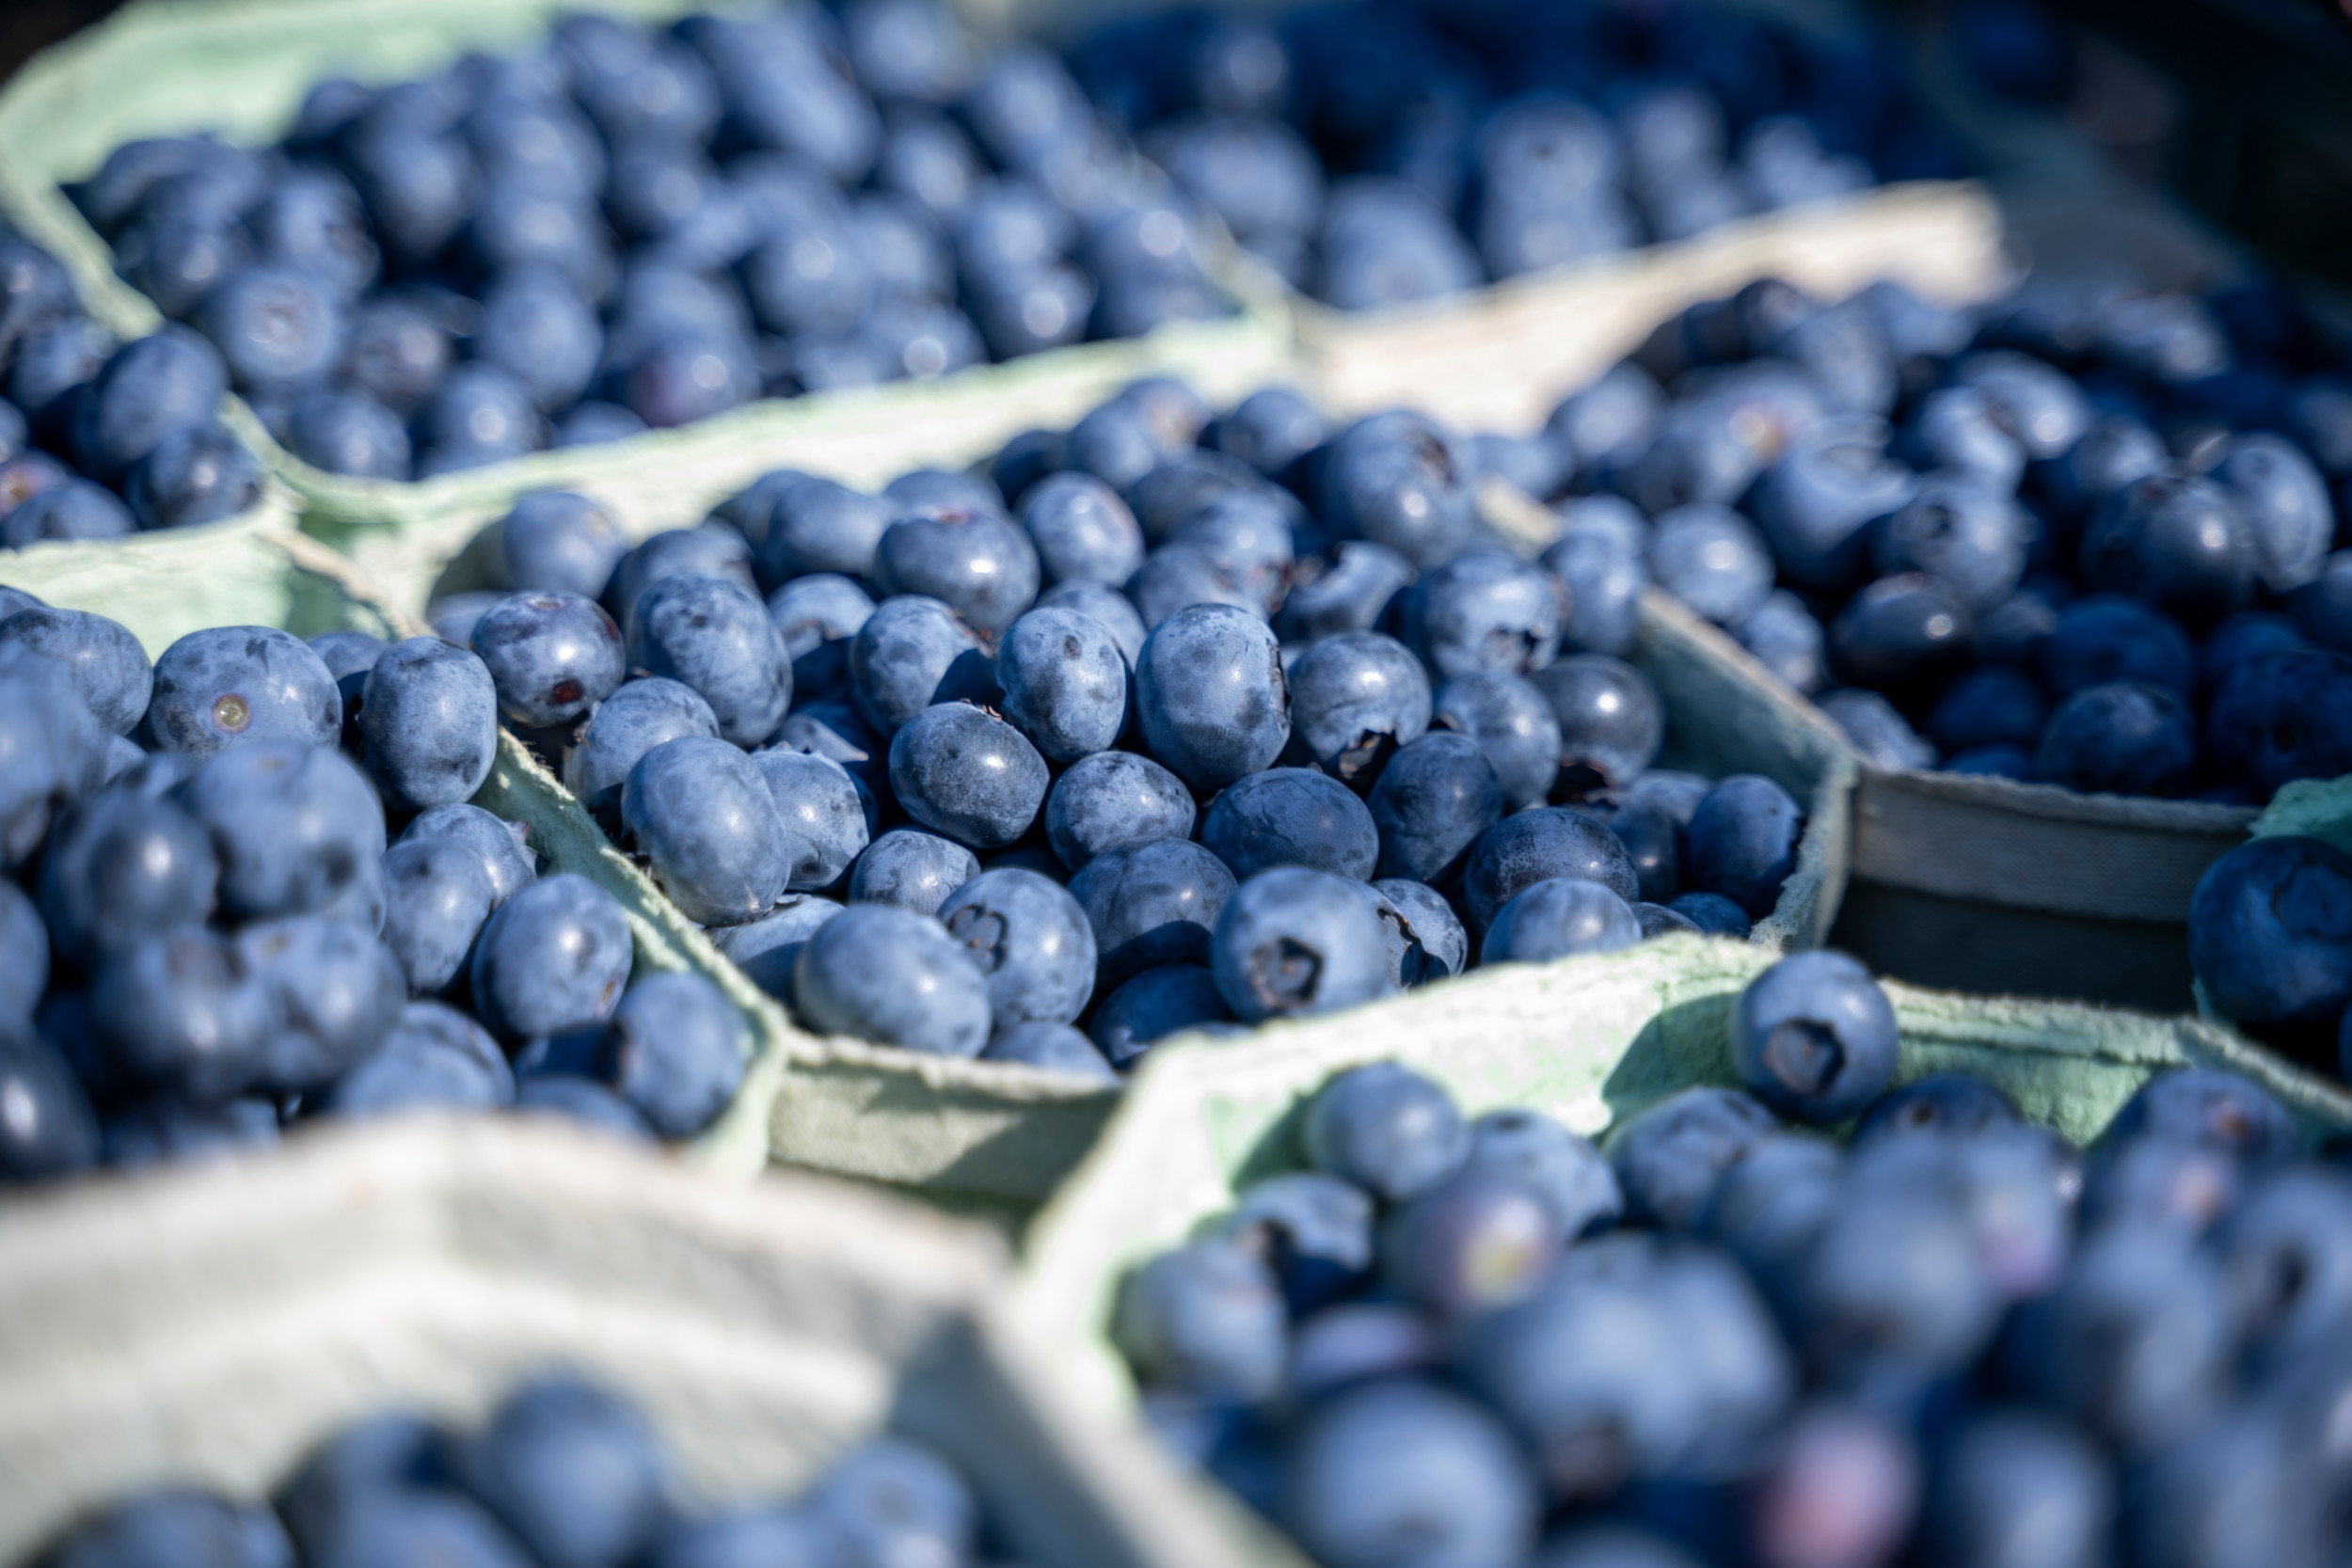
[1066,0,1962,309]
[69,2,1233,482]
[2190,833,2352,1078]
[1515,271,2352,802]
[0,585,753,1184]
[431,377,1810,1079]
[37,1375,995,1568]
[0,229,267,547]
[1117,950,2352,1568]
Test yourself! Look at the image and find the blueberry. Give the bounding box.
[792,902,989,1055]
[1904,385,2026,490]
[2041,593,2195,699]
[1430,671,1562,810]
[1463,807,1641,929]
[0,608,151,737]
[357,637,498,814]
[70,326,226,484]
[766,574,877,693]
[2289,550,2352,654]
[1466,1106,1621,1240]
[1367,732,1505,884]
[1313,178,1483,313]
[886,702,1047,849]
[0,1026,99,1180]
[2213,1167,2352,1364]
[749,750,869,892]
[1212,866,1398,1023]
[2105,1066,2301,1169]
[847,828,978,916]
[1126,542,1265,630]
[643,1506,848,1568]
[981,1021,1115,1080]
[1571,792,1681,903]
[2200,610,2307,702]
[339,297,454,416]
[1375,878,1470,979]
[1213,387,1326,477]
[2007,1222,2232,1449]
[429,593,506,650]
[624,736,793,927]
[1830,573,1977,693]
[1537,1528,1709,1568]
[808,1441,977,1568]
[380,835,495,995]
[472,270,601,419]
[2205,648,2352,800]
[1685,773,1803,917]
[1168,491,1296,613]
[1281,1379,1538,1568]
[514,1075,655,1140]
[709,895,841,1006]
[995,606,1128,764]
[563,678,721,819]
[235,913,405,1093]
[471,592,626,728]
[2032,682,2196,797]
[125,423,267,531]
[1133,603,1289,789]
[871,499,1041,635]
[1870,472,2031,612]
[103,1095,280,1166]
[1037,578,1150,665]
[1667,890,1750,938]
[0,879,43,1023]
[625,573,792,747]
[1088,964,1232,1067]
[2188,838,2352,1031]
[1,480,135,547]
[1284,632,1433,789]
[1319,410,1476,569]
[42,1491,293,1568]
[937,866,1097,1033]
[593,972,746,1136]
[1019,471,1147,587]
[143,626,337,758]
[469,873,632,1042]
[181,740,385,920]
[322,1001,514,1117]
[2079,473,2256,626]
[1382,1177,1564,1325]
[1116,1238,1287,1400]
[1608,1085,1779,1229]
[1928,666,2046,754]
[1202,767,1380,882]
[280,388,408,480]
[604,527,759,632]
[848,594,993,736]
[1043,750,1196,870]
[1482,876,1643,966]
[1855,1072,2022,1148]
[1068,837,1237,988]
[1532,654,1665,792]
[400,803,536,907]
[456,1376,667,1568]
[2211,433,2330,594]
[1744,428,1915,594]
[1542,523,1648,659]
[89,927,272,1101]
[1303,1062,1468,1202]
[1954,350,2091,460]
[495,492,628,602]
[0,646,109,866]
[1820,688,1938,771]
[1729,950,1899,1124]
[752,475,891,586]
[1648,503,1777,626]
[1277,543,1417,643]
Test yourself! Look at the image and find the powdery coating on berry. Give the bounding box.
[142,626,340,755]
[468,873,633,1044]
[360,637,500,812]
[1133,603,1290,789]
[791,902,991,1057]
[1730,950,1901,1123]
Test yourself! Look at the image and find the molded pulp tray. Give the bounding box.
[0,1115,1258,1568]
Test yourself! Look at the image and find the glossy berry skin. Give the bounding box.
[1482,877,1643,966]
[124,424,266,531]
[143,625,340,754]
[2103,1067,2298,1171]
[1929,666,2046,754]
[625,573,792,748]
[1401,552,1563,680]
[181,740,386,921]
[498,491,628,600]
[470,592,625,728]
[766,573,877,694]
[0,1028,99,1181]
[595,972,745,1137]
[1043,750,1196,871]
[379,835,495,996]
[748,750,868,893]
[1037,578,1149,665]
[1320,411,1477,570]
[562,677,720,818]
[624,736,793,927]
[1607,1085,1778,1229]
[1685,773,1804,918]
[1089,965,1232,1067]
[1285,632,1432,787]
[1432,671,1562,810]
[456,1376,667,1568]
[1543,522,1648,657]
[995,606,1128,763]
[1281,1380,1538,1568]
[1571,792,1680,904]
[1462,808,1641,930]
[847,829,978,916]
[2079,473,2255,626]
[1532,654,1665,790]
[1368,733,1505,884]
[707,895,840,1009]
[0,607,151,736]
[1649,503,1777,626]
[400,803,535,908]
[1021,471,1147,587]
[792,902,990,1057]
[2188,837,2352,1030]
[1115,1239,1287,1402]
[871,503,1041,634]
[1732,950,1901,1123]
[1202,768,1379,883]
[468,873,631,1045]
[887,702,1048,849]
[1211,866,1398,1024]
[937,867,1097,1033]
[1069,837,1238,989]
[1133,603,1290,790]
[358,637,498,813]
[848,594,993,736]
[1870,473,2029,612]
[1303,1062,1469,1203]
[2032,682,2196,798]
